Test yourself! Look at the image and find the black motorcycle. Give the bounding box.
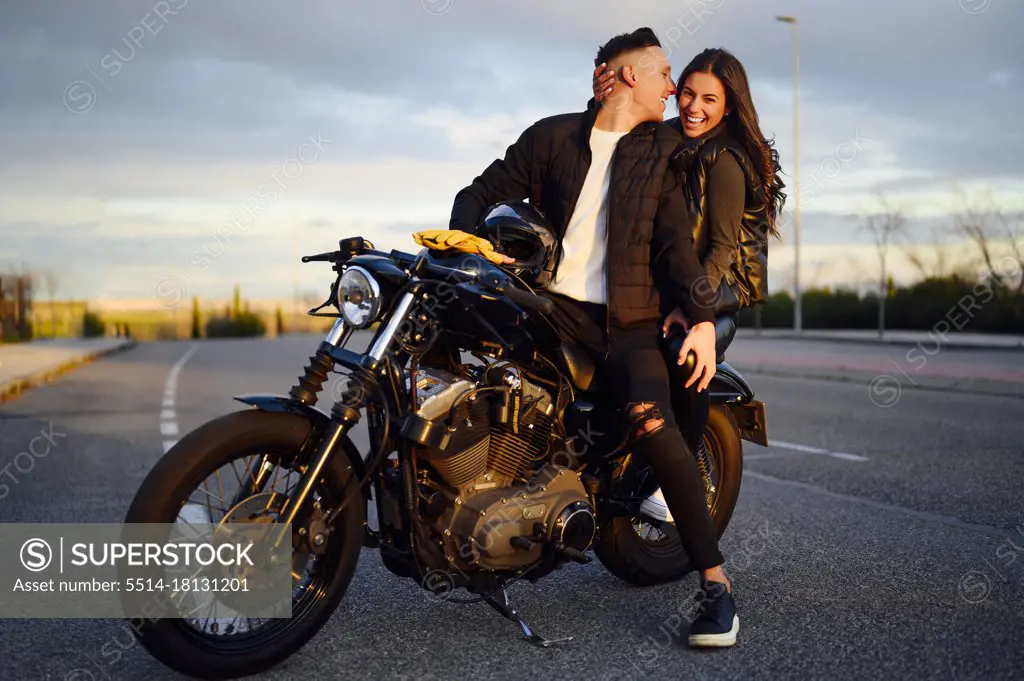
[124,236,767,679]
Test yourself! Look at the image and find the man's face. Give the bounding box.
[629,46,676,121]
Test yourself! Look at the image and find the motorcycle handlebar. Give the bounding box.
[301,251,337,263]
[306,244,552,315]
[501,285,554,315]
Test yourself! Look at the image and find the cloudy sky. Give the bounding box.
[1,0,1021,308]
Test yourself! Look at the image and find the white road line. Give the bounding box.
[744,470,1018,541]
[766,439,870,462]
[745,453,793,461]
[826,451,871,462]
[770,440,826,454]
[178,502,212,525]
[160,345,197,454]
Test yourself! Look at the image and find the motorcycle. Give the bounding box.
[124,236,768,679]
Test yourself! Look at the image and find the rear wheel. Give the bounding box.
[594,404,743,586]
[123,410,365,679]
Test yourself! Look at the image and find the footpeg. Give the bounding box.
[485,589,573,648]
[510,535,539,552]
[555,544,591,564]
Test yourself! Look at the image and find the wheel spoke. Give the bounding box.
[166,450,341,643]
[268,457,283,493]
[228,455,246,489]
[213,468,228,517]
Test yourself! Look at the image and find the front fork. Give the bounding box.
[259,290,418,544]
[279,399,362,528]
[230,386,362,524]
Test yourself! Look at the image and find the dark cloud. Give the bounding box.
[1,0,1021,299]
[3,0,1021,174]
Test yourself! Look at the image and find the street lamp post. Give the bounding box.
[777,15,801,333]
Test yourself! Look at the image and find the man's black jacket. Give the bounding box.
[449,106,714,329]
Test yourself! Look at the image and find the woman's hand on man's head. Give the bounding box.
[592,62,616,103]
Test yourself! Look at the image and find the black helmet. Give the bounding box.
[477,201,557,288]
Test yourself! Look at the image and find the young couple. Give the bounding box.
[448,27,784,648]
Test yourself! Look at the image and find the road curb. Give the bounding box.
[0,340,137,404]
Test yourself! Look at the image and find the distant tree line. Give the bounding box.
[201,285,269,338]
[745,189,1024,335]
[740,273,1024,334]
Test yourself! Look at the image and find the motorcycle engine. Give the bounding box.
[402,365,595,572]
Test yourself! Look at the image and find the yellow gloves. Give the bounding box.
[412,229,512,265]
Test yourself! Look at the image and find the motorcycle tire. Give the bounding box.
[593,404,743,586]
[122,410,364,679]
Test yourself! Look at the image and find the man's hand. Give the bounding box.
[678,321,717,392]
[661,306,691,336]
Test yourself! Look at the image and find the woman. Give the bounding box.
[592,48,785,510]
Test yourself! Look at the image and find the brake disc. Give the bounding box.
[218,492,320,591]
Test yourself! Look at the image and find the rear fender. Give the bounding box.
[708,364,769,447]
[709,362,754,403]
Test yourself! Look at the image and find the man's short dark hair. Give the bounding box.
[595,27,662,67]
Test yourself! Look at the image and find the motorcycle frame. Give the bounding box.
[231,251,766,555]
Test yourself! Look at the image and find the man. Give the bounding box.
[449,28,739,647]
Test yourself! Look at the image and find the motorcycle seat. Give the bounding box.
[559,341,600,392]
[663,314,738,365]
[559,314,740,394]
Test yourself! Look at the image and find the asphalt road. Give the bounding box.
[0,334,1021,680]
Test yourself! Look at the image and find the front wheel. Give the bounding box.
[593,404,743,586]
[123,410,365,679]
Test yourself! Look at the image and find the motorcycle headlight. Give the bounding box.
[337,266,382,328]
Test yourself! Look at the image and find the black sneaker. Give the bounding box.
[688,579,739,647]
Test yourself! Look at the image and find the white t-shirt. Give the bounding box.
[546,126,628,304]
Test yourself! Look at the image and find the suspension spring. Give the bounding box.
[694,442,716,508]
[289,352,334,405]
[330,371,373,423]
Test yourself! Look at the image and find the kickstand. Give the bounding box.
[485,589,573,648]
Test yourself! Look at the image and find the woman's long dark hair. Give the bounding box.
[677,48,786,237]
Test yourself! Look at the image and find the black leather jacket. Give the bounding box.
[450,106,715,329]
[667,118,771,310]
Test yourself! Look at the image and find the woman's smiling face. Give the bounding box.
[677,71,728,138]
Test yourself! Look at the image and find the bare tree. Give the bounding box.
[995,210,1024,293]
[859,193,907,337]
[951,186,1018,291]
[901,224,951,280]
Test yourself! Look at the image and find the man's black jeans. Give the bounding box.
[543,292,725,570]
